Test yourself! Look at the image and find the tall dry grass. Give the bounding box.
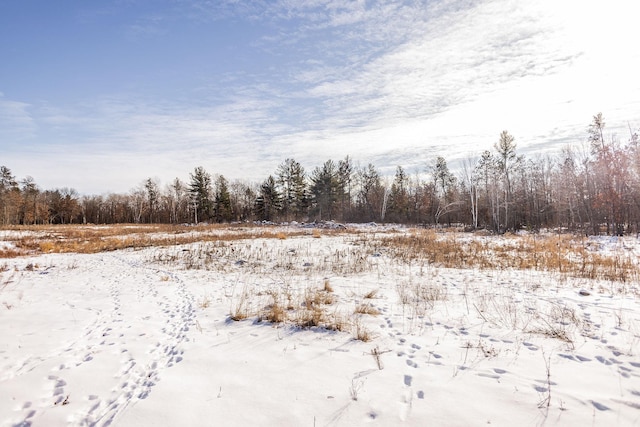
[0,223,349,256]
[380,230,639,283]
[3,224,637,285]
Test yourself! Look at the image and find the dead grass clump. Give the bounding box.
[199,295,212,309]
[325,310,350,332]
[304,288,336,307]
[294,307,325,328]
[253,285,345,331]
[262,301,287,324]
[528,304,579,346]
[355,303,380,316]
[397,281,445,310]
[352,316,374,342]
[529,324,573,346]
[229,288,252,321]
[0,245,26,258]
[413,283,445,307]
[363,289,378,299]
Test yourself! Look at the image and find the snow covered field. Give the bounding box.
[1,226,639,426]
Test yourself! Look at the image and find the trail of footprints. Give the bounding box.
[373,290,640,422]
[9,256,196,427]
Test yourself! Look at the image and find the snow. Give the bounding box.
[1,228,639,426]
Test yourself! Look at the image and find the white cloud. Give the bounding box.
[0,94,36,141]
[271,0,640,165]
[3,0,640,193]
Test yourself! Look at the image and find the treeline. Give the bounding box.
[1,113,639,235]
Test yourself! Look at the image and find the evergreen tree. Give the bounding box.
[337,156,354,221]
[430,156,459,225]
[356,163,384,222]
[387,166,409,223]
[214,175,233,222]
[310,160,339,221]
[0,166,20,225]
[189,166,213,223]
[255,175,281,221]
[276,158,308,221]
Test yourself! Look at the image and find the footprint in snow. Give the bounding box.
[591,401,610,411]
[398,390,412,421]
[406,359,418,368]
[477,372,500,380]
[404,375,413,386]
[559,353,577,361]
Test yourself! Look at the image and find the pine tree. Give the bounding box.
[1,166,20,225]
[214,175,233,222]
[255,176,281,221]
[276,159,308,222]
[310,160,339,221]
[189,166,213,224]
[387,166,409,223]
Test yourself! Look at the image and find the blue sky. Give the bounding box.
[1,0,639,194]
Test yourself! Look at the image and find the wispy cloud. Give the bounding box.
[0,93,36,143]
[2,0,639,193]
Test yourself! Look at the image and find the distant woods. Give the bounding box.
[2,113,640,235]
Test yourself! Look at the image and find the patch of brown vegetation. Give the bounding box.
[380,230,639,282]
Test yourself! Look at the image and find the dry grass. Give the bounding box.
[0,223,351,257]
[304,288,336,307]
[229,287,251,321]
[352,316,374,342]
[261,300,287,324]
[355,303,380,316]
[528,303,580,346]
[4,225,637,285]
[363,289,378,299]
[198,295,212,309]
[235,284,370,341]
[0,248,23,258]
[380,229,640,283]
[325,310,350,332]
